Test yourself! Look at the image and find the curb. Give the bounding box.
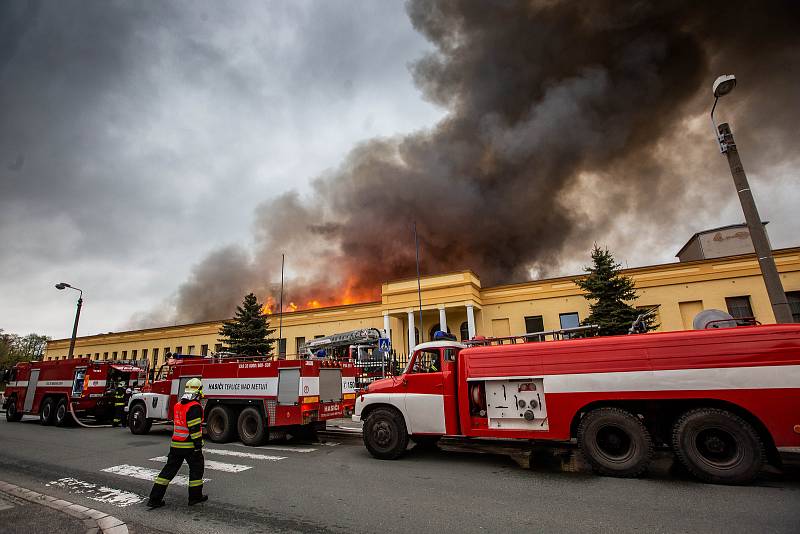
[0,480,129,534]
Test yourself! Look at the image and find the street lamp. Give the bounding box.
[56,282,83,359]
[710,75,793,323]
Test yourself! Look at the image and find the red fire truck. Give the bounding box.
[354,324,800,484]
[3,358,145,426]
[128,354,357,444]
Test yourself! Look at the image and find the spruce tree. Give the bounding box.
[217,293,276,356]
[575,245,657,336]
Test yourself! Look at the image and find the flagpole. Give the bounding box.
[414,222,423,342]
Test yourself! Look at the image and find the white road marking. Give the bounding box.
[149,456,252,473]
[101,464,209,486]
[312,442,340,447]
[46,477,144,507]
[204,448,285,461]
[234,443,317,453]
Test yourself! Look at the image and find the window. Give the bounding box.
[559,312,580,338]
[459,322,469,341]
[726,296,754,323]
[524,315,544,333]
[201,344,208,356]
[95,353,99,360]
[175,346,182,355]
[131,349,137,359]
[314,335,324,339]
[295,337,306,355]
[277,338,287,358]
[164,347,171,358]
[408,348,441,374]
[103,352,108,360]
[152,348,159,369]
[214,343,222,353]
[786,291,800,323]
[112,351,118,360]
[187,345,195,355]
[122,350,127,360]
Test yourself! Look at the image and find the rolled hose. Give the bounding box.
[68,400,113,428]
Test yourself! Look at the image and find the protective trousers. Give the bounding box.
[149,447,204,501]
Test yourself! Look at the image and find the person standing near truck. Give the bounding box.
[147,378,207,508]
[112,383,126,427]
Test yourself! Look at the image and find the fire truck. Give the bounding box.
[354,324,800,484]
[2,358,145,426]
[127,354,357,445]
[302,328,393,390]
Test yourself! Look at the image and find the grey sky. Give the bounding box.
[1,1,798,339]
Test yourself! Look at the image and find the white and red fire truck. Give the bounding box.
[128,354,357,445]
[3,358,145,426]
[354,324,800,484]
[302,328,392,390]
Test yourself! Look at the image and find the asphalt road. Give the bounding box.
[0,416,798,534]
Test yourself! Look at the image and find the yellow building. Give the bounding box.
[44,246,800,368]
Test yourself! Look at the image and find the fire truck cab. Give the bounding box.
[354,325,800,484]
[128,354,357,445]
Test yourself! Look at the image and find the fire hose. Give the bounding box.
[68,400,113,428]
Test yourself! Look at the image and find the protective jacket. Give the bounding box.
[171,398,204,450]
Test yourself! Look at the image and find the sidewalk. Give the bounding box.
[325,417,362,433]
[0,480,129,534]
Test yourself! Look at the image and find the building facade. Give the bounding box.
[44,247,800,367]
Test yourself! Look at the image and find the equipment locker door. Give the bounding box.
[24,369,40,412]
[278,368,301,405]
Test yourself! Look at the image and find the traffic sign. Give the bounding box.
[378,338,391,352]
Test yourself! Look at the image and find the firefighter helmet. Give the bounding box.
[184,378,203,397]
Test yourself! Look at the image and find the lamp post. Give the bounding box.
[56,282,83,359]
[710,75,793,323]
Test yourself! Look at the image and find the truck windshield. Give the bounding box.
[405,348,442,374]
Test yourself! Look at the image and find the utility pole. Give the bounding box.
[717,122,793,323]
[278,253,285,358]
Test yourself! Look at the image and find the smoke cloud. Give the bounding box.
[168,0,800,324]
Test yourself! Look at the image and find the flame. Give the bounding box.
[261,295,276,315]
[288,302,298,312]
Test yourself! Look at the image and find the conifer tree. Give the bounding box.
[576,245,657,336]
[217,293,276,356]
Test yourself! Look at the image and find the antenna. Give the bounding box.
[414,222,423,343]
[278,253,285,356]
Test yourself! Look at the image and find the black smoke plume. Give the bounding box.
[168,0,800,324]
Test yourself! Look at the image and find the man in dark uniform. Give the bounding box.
[147,378,207,508]
[112,383,126,427]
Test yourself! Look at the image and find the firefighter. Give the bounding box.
[121,387,133,428]
[428,353,440,373]
[147,378,207,508]
[112,382,126,427]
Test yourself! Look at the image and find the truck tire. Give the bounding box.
[40,397,56,426]
[577,407,653,477]
[206,405,236,443]
[238,407,268,446]
[5,397,22,422]
[128,403,152,435]
[363,407,409,460]
[672,408,764,485]
[54,398,70,427]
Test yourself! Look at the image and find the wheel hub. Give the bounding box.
[373,421,392,447]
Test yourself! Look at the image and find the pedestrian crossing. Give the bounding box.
[48,440,340,508]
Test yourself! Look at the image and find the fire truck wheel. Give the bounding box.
[54,398,70,427]
[577,407,653,477]
[128,403,152,434]
[5,397,23,422]
[206,405,236,443]
[40,397,56,426]
[363,408,409,460]
[238,407,268,446]
[672,408,764,485]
